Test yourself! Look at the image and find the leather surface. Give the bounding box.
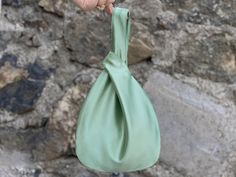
[76,7,161,172]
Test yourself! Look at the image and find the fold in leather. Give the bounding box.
[76,7,161,172]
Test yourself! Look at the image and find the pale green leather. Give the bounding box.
[75,7,161,172]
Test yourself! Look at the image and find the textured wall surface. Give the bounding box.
[0,0,236,177]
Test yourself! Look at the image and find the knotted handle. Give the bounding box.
[111,7,131,65]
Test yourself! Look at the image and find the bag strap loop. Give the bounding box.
[111,7,131,64]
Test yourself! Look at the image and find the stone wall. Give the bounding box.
[0,0,236,177]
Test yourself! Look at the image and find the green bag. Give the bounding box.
[76,7,161,172]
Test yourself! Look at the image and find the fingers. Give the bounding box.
[74,0,114,15]
[97,0,114,6]
[106,0,115,5]
[74,0,99,10]
[97,0,106,6]
[97,0,114,15]
[104,3,113,15]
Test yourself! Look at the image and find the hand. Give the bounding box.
[73,0,115,15]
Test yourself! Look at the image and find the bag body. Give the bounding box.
[76,7,161,172]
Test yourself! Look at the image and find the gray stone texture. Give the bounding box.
[144,71,236,177]
[0,0,236,176]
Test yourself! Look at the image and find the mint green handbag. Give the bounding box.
[76,7,161,172]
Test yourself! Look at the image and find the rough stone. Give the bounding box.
[0,33,12,51]
[0,57,52,114]
[63,13,111,67]
[0,62,27,89]
[25,157,186,177]
[0,149,34,177]
[144,71,236,177]
[48,85,86,152]
[27,62,51,80]
[172,72,236,104]
[0,79,45,114]
[64,16,156,65]
[129,61,155,85]
[172,31,236,83]
[0,127,65,162]
[125,0,163,30]
[38,0,66,17]
[0,53,28,89]
[73,68,101,86]
[233,89,236,104]
[2,0,26,6]
[156,11,178,30]
[128,38,153,64]
[128,22,155,64]
[1,0,236,176]
[160,0,236,27]
[0,53,18,67]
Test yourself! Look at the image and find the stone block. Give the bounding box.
[144,71,236,177]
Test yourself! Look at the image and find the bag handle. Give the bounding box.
[111,7,131,65]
